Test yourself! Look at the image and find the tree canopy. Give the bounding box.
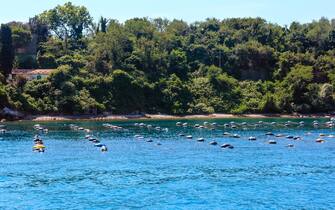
[0,2,334,115]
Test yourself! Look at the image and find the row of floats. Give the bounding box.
[70,124,108,152]
[175,119,335,129]
[1,118,334,153]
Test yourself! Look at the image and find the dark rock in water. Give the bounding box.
[268,140,277,144]
[0,107,24,120]
[146,139,153,142]
[209,141,218,145]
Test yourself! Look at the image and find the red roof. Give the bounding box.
[12,69,56,75]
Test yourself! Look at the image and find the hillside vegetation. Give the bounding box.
[0,2,335,115]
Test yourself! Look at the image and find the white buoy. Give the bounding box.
[197,138,205,142]
[248,136,256,141]
[101,145,108,152]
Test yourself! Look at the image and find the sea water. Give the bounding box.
[0,118,334,209]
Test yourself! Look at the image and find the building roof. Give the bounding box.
[12,69,56,75]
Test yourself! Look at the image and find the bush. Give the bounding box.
[188,103,214,114]
[56,54,86,70]
[258,93,279,113]
[37,53,57,68]
[0,83,8,108]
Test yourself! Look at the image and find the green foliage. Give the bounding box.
[0,5,334,115]
[314,54,335,83]
[9,22,32,49]
[161,74,190,114]
[124,18,155,39]
[0,24,14,76]
[29,16,49,45]
[39,2,92,41]
[229,41,276,80]
[237,81,264,113]
[37,53,57,68]
[258,93,279,113]
[275,52,314,79]
[73,88,104,113]
[274,65,334,113]
[16,54,37,69]
[318,83,335,111]
[98,17,108,33]
[0,79,8,108]
[168,49,188,79]
[56,54,86,70]
[187,75,238,114]
[89,22,132,73]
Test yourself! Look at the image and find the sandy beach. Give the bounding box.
[21,113,333,122]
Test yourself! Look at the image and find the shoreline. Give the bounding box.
[18,113,334,122]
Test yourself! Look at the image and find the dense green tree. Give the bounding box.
[314,55,335,83]
[39,2,92,50]
[98,17,108,33]
[29,16,49,45]
[0,24,14,76]
[89,22,132,73]
[161,74,190,114]
[306,17,332,51]
[0,73,8,108]
[109,70,145,113]
[228,41,276,80]
[275,51,314,79]
[8,22,32,50]
[124,18,155,39]
[276,65,317,113]
[168,49,188,79]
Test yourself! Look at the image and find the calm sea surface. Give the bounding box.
[0,118,335,209]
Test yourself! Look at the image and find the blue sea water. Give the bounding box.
[0,118,335,210]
